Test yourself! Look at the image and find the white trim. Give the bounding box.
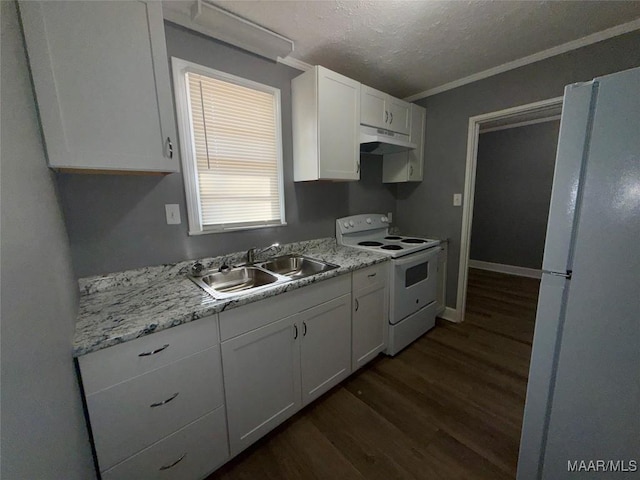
[480,115,562,134]
[437,307,460,323]
[171,57,286,235]
[469,260,542,279]
[277,55,312,72]
[404,18,640,102]
[456,96,564,322]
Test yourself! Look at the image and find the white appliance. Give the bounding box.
[336,214,440,355]
[517,67,640,479]
[359,125,416,155]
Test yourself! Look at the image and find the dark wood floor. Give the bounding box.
[208,268,540,480]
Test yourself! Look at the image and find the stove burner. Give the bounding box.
[359,241,383,247]
[381,245,404,250]
[402,238,428,244]
[384,236,402,240]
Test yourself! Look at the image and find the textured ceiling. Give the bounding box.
[209,0,640,98]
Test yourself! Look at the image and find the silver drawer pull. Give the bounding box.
[355,299,359,312]
[138,344,169,357]
[150,392,179,408]
[159,452,186,471]
[367,273,377,278]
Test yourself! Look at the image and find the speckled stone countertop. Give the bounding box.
[73,238,388,357]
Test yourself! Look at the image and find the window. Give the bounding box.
[172,58,285,234]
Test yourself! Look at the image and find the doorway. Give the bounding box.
[455,97,563,322]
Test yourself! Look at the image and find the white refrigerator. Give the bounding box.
[517,67,640,479]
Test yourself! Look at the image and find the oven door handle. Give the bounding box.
[392,245,440,268]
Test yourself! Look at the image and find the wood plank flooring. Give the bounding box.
[207,268,540,480]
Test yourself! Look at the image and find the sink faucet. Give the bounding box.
[246,243,280,263]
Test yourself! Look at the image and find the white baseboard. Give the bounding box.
[469,260,542,279]
[437,306,460,323]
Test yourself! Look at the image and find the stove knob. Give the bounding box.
[349,220,354,227]
[381,216,388,223]
[366,217,372,224]
[343,222,349,229]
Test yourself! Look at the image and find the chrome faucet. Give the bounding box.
[246,243,280,263]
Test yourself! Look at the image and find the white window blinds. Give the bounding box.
[174,59,285,234]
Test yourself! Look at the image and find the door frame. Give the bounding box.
[454,96,564,322]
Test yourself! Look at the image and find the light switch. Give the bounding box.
[165,204,181,224]
[453,193,462,207]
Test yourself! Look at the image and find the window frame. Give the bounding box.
[171,57,286,235]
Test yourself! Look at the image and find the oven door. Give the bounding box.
[389,247,439,324]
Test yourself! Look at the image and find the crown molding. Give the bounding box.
[405,18,640,102]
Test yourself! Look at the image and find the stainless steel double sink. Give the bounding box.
[189,255,339,299]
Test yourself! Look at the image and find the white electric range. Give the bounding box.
[336,214,441,355]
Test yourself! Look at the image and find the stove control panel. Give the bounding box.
[336,214,389,234]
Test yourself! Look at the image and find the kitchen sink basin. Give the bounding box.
[258,255,338,279]
[189,266,282,299]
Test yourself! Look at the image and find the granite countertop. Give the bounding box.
[73,238,388,357]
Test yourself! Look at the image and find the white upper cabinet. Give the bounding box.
[382,103,426,183]
[360,85,411,135]
[20,1,178,173]
[292,66,361,181]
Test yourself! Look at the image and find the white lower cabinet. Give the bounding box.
[80,265,391,478]
[77,315,228,478]
[352,263,389,370]
[102,407,228,480]
[220,275,352,456]
[299,294,352,406]
[222,315,302,455]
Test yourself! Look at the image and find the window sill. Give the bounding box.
[189,222,288,236]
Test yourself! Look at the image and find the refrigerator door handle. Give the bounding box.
[542,269,572,279]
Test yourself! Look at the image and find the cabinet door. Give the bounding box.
[299,294,352,406]
[221,316,301,455]
[386,96,412,135]
[317,67,360,180]
[407,104,426,181]
[360,85,387,129]
[20,1,177,173]
[353,283,387,370]
[382,103,425,183]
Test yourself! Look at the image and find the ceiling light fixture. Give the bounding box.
[165,0,294,62]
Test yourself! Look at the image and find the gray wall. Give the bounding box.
[470,121,560,269]
[396,31,640,307]
[57,22,397,277]
[0,2,95,478]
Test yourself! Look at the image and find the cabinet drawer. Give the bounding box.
[102,407,228,480]
[220,274,350,341]
[79,315,218,395]
[88,346,223,471]
[353,263,388,292]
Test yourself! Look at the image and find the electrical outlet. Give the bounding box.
[387,212,393,223]
[165,204,181,224]
[453,193,462,207]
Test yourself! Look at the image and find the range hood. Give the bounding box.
[360,125,416,155]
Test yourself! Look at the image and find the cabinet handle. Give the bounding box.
[389,112,393,124]
[409,165,414,176]
[166,137,173,159]
[138,344,169,357]
[159,453,186,471]
[356,161,360,173]
[294,324,298,339]
[303,322,307,336]
[355,299,359,311]
[367,272,377,278]
[385,111,389,123]
[150,392,179,408]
